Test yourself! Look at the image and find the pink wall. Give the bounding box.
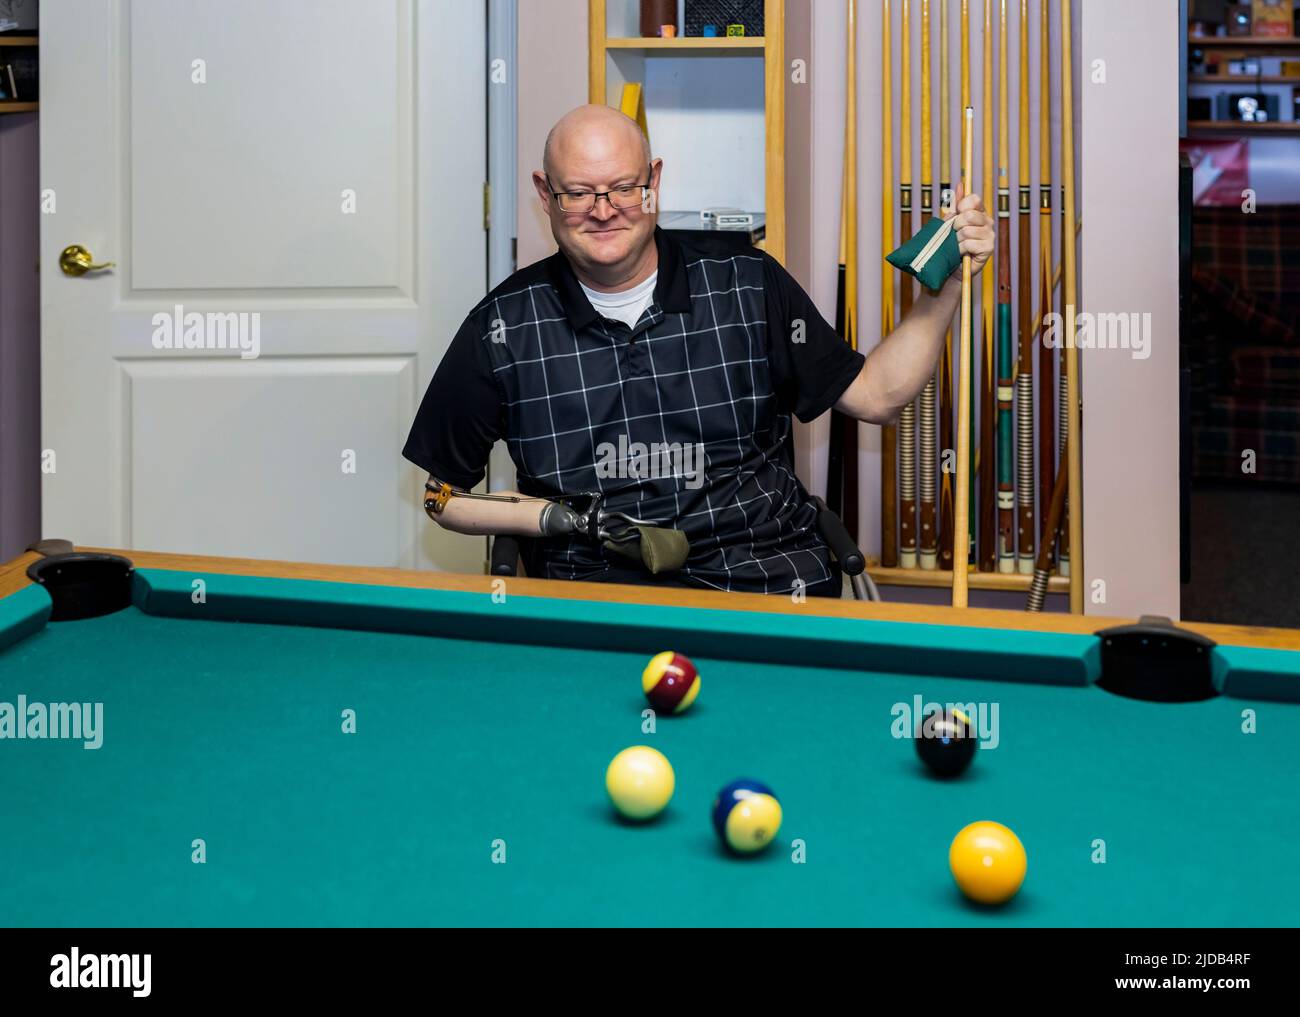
[516,0,588,266]
[1080,0,1181,617]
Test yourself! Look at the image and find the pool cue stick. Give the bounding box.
[1054,0,1069,583]
[961,0,975,571]
[995,0,1015,575]
[1036,0,1055,554]
[1060,0,1082,612]
[831,0,862,540]
[880,0,899,566]
[1015,0,1035,575]
[938,0,956,572]
[918,0,938,570]
[953,104,975,608]
[978,0,996,572]
[1026,455,1067,611]
[898,0,918,569]
[1030,219,1079,319]
[1056,0,1070,583]
[962,0,971,160]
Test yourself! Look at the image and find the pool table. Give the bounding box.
[2,547,1299,928]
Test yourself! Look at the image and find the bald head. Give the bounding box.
[542,104,651,181]
[533,104,661,289]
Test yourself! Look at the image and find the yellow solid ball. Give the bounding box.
[949,821,1027,905]
[605,746,675,821]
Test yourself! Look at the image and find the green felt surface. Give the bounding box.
[1,570,1298,926]
[0,584,51,654]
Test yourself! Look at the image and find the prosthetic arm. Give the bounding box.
[423,481,690,574]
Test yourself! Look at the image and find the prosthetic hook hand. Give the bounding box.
[541,492,690,575]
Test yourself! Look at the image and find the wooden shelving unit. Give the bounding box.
[0,33,37,113]
[588,1,785,263]
[1186,30,1300,139]
[867,562,1069,594]
[605,36,764,50]
[1188,120,1300,133]
[1191,36,1300,48]
[1189,74,1300,84]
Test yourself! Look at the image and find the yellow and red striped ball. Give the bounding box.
[641,651,701,714]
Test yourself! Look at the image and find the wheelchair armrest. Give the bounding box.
[811,497,865,577]
[490,535,521,577]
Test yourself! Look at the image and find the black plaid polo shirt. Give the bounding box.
[403,226,864,594]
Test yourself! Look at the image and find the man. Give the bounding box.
[404,105,992,596]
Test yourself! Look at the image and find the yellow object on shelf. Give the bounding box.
[1253,0,1293,38]
[618,82,647,135]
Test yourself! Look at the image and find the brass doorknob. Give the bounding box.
[59,244,116,277]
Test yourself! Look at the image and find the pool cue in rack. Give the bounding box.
[871,0,1082,610]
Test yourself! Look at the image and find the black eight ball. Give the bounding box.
[915,709,977,777]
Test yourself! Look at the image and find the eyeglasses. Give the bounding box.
[547,165,654,215]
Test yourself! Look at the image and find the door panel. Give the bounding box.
[123,357,416,564]
[129,0,406,290]
[41,0,484,572]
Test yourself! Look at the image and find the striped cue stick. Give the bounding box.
[996,0,1015,574]
[1036,0,1056,569]
[899,0,918,569]
[978,0,996,572]
[938,0,956,573]
[1015,0,1036,575]
[880,0,899,567]
[1060,0,1082,611]
[953,104,976,608]
[918,0,939,570]
[961,0,975,571]
[1026,455,1068,611]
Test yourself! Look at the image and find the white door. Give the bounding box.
[39,0,485,572]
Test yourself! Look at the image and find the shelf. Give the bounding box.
[1190,37,1300,48]
[606,36,765,51]
[865,562,1070,594]
[1187,119,1300,133]
[1189,75,1300,84]
[589,0,785,263]
[0,34,37,113]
